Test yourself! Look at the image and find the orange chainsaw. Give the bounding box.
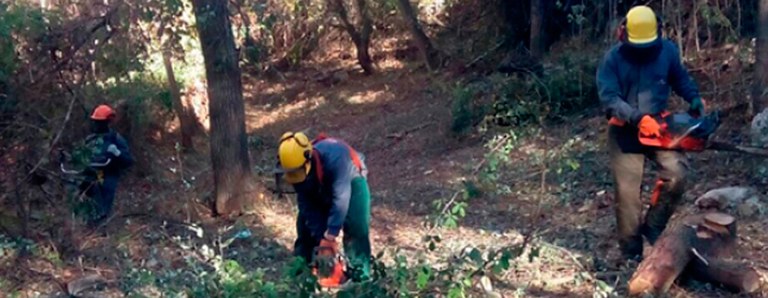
[311,240,348,288]
[638,111,768,156]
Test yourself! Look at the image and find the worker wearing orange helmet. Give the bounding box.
[276,132,371,285]
[84,104,134,225]
[597,6,704,260]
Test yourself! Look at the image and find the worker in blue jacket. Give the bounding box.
[276,132,371,283]
[597,5,704,260]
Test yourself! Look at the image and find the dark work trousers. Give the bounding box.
[608,126,688,258]
[294,177,372,281]
[95,175,119,221]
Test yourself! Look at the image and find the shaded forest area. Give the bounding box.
[1,0,768,297]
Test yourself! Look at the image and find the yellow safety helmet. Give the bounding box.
[277,132,312,184]
[625,5,658,45]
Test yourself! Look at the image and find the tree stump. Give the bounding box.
[628,212,759,296]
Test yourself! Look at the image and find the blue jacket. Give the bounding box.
[292,138,366,239]
[597,39,700,125]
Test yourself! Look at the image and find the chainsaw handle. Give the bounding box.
[314,245,337,256]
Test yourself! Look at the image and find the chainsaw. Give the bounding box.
[638,110,768,157]
[311,241,348,288]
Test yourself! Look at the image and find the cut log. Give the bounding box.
[704,213,734,226]
[628,215,698,295]
[687,259,761,293]
[628,212,740,296]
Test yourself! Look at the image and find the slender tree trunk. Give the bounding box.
[192,0,254,216]
[329,0,374,74]
[693,0,700,53]
[529,0,546,59]
[233,0,259,63]
[754,0,768,114]
[675,1,684,59]
[162,49,196,151]
[354,0,374,74]
[394,0,440,70]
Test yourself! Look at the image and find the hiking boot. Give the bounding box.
[640,223,664,245]
[619,235,644,261]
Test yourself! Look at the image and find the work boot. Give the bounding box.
[643,191,681,245]
[640,222,664,245]
[619,235,643,261]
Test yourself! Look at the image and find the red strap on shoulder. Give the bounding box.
[347,145,363,172]
[313,150,324,184]
[311,134,364,184]
[312,132,329,144]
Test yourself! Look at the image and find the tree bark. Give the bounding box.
[754,0,768,114]
[394,0,440,70]
[529,0,545,59]
[628,212,759,296]
[162,49,196,151]
[192,0,254,216]
[329,0,374,74]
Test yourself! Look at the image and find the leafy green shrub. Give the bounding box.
[490,52,598,127]
[113,232,534,298]
[0,3,55,82]
[451,83,487,134]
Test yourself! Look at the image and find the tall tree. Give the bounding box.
[161,47,197,151]
[755,0,768,114]
[529,0,546,59]
[157,18,198,151]
[328,0,374,74]
[191,0,254,215]
[394,0,440,70]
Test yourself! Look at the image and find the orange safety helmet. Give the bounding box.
[91,104,116,120]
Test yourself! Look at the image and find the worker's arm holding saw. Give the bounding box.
[597,50,645,125]
[324,154,355,241]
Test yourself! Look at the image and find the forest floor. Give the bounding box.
[3,42,768,297]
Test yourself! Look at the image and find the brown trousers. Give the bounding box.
[608,126,688,257]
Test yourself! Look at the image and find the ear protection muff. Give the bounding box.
[616,15,663,42]
[279,131,313,162]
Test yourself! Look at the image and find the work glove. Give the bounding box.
[638,115,662,138]
[690,98,706,116]
[107,144,122,157]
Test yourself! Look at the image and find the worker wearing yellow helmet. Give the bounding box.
[597,6,704,260]
[276,131,371,286]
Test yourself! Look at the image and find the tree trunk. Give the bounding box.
[162,50,196,151]
[192,0,254,216]
[394,0,440,70]
[329,0,374,74]
[628,212,759,296]
[354,0,374,75]
[529,0,545,59]
[754,0,768,114]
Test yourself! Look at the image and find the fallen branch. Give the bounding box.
[386,121,436,139]
[465,40,505,68]
[22,95,76,182]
